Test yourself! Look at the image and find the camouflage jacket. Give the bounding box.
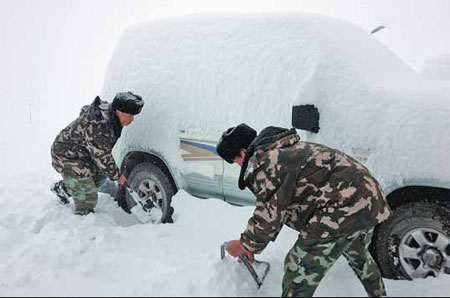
[239,127,391,254]
[51,97,122,180]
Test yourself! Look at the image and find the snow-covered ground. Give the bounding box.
[1,164,450,296]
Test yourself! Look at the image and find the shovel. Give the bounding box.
[220,241,271,289]
[124,183,163,224]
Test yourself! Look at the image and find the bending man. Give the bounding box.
[50,92,144,215]
[216,124,391,297]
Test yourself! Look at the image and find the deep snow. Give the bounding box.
[1,169,449,297]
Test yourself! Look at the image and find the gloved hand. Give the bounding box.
[119,174,128,186]
[226,240,254,263]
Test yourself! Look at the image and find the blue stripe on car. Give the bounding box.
[180,140,218,156]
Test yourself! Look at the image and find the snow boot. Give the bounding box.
[74,209,95,216]
[74,208,95,216]
[50,180,71,205]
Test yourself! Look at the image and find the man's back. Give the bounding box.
[51,96,121,180]
[244,127,391,240]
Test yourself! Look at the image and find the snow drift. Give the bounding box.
[1,173,450,296]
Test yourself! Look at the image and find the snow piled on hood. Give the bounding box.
[1,172,450,296]
[101,12,450,193]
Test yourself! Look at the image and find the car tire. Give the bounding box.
[126,162,175,224]
[372,201,450,280]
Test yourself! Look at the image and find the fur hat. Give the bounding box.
[216,123,257,164]
[111,92,144,115]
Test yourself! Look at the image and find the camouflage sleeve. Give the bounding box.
[86,132,120,181]
[240,156,286,255]
[79,104,90,116]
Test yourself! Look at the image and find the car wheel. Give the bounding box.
[126,162,175,223]
[373,201,450,280]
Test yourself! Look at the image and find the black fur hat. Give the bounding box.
[112,92,144,115]
[216,123,257,164]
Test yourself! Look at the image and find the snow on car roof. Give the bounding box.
[102,12,450,191]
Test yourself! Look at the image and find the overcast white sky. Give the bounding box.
[0,0,449,127]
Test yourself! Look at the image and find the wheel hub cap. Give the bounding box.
[399,228,450,279]
[422,248,443,269]
[137,179,163,210]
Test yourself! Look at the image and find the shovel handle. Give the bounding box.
[220,241,270,289]
[238,253,263,289]
[220,241,230,260]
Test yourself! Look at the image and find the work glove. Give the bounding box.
[119,174,128,186]
[226,240,254,263]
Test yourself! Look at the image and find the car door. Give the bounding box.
[179,131,225,200]
[222,161,255,206]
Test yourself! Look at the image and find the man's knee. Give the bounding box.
[93,174,107,189]
[282,241,334,297]
[63,176,99,212]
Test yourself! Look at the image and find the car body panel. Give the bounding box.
[179,137,224,200]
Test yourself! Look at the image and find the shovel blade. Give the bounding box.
[126,187,161,224]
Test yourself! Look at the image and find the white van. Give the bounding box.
[101,12,450,280]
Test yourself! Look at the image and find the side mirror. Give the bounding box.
[292,104,320,133]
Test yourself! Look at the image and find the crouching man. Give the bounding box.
[50,92,144,215]
[216,124,391,297]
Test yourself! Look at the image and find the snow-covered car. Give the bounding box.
[101,12,450,281]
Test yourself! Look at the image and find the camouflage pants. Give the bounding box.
[282,228,386,297]
[62,174,106,215]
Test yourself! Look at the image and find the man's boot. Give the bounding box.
[50,180,71,205]
[74,208,95,216]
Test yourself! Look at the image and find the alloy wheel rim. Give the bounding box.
[136,178,165,212]
[399,228,450,279]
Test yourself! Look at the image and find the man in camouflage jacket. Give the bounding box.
[216,124,391,297]
[51,92,144,215]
